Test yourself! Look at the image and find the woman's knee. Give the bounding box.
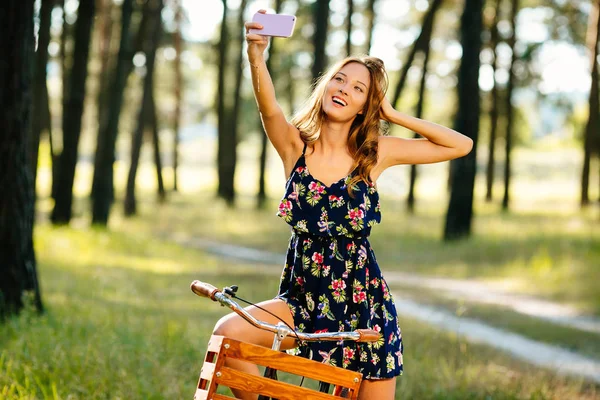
[358,377,396,400]
[213,313,246,339]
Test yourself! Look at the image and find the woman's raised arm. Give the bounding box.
[245,10,302,168]
[375,97,473,174]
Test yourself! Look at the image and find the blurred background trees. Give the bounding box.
[2,0,599,317]
[24,0,600,231]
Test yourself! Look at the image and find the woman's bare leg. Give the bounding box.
[358,377,396,400]
[211,298,296,400]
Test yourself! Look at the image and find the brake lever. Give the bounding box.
[223,285,238,297]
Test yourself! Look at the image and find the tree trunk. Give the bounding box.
[60,0,70,127]
[485,0,502,202]
[52,0,69,201]
[91,0,134,225]
[581,0,600,207]
[444,0,484,241]
[31,0,54,196]
[124,0,163,217]
[407,45,432,213]
[311,0,330,82]
[391,0,443,108]
[95,0,115,151]
[51,0,95,224]
[0,0,43,318]
[346,0,354,56]
[219,0,248,205]
[285,55,296,121]
[172,0,183,192]
[216,0,231,202]
[405,2,440,212]
[257,0,284,209]
[364,0,377,54]
[502,0,519,211]
[150,90,166,202]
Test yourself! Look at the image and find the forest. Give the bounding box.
[0,0,599,398]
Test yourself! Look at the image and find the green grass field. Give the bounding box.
[1,209,598,399]
[3,141,599,398]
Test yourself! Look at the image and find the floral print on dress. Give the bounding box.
[276,145,403,380]
[307,181,327,206]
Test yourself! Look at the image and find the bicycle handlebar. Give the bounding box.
[355,329,381,343]
[190,280,221,300]
[191,280,381,344]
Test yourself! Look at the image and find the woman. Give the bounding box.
[213,10,473,400]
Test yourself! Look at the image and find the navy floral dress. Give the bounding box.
[275,144,403,379]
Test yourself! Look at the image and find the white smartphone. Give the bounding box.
[248,12,296,38]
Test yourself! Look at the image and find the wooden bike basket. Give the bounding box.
[194,335,363,400]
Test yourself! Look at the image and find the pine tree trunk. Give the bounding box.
[51,0,95,224]
[444,0,484,241]
[406,2,440,212]
[0,0,43,318]
[52,0,69,201]
[364,0,377,54]
[91,0,134,225]
[31,0,53,196]
[581,0,600,207]
[502,0,519,211]
[124,0,163,216]
[172,0,183,192]
[486,0,501,202]
[286,55,296,117]
[311,0,330,82]
[216,0,231,202]
[391,0,443,108]
[346,0,353,56]
[407,47,432,212]
[95,0,114,133]
[218,0,249,206]
[150,91,166,202]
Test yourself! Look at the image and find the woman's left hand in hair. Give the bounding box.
[379,97,394,122]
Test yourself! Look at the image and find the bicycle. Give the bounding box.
[190,280,381,400]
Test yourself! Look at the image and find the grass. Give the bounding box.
[12,138,598,398]
[0,215,598,399]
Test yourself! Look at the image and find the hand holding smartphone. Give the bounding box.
[248,12,296,38]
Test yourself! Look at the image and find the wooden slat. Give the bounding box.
[207,335,225,353]
[222,338,362,391]
[200,361,216,381]
[212,394,239,400]
[196,336,229,399]
[216,366,343,400]
[194,389,238,400]
[193,388,209,400]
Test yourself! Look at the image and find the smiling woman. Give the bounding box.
[207,8,473,400]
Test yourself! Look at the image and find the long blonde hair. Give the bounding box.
[291,55,389,193]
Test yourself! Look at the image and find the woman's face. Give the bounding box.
[322,62,371,122]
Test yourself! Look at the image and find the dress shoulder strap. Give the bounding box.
[301,142,307,155]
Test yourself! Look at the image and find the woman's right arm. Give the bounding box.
[245,11,303,170]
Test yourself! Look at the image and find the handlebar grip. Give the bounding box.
[190,280,221,301]
[356,329,381,343]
